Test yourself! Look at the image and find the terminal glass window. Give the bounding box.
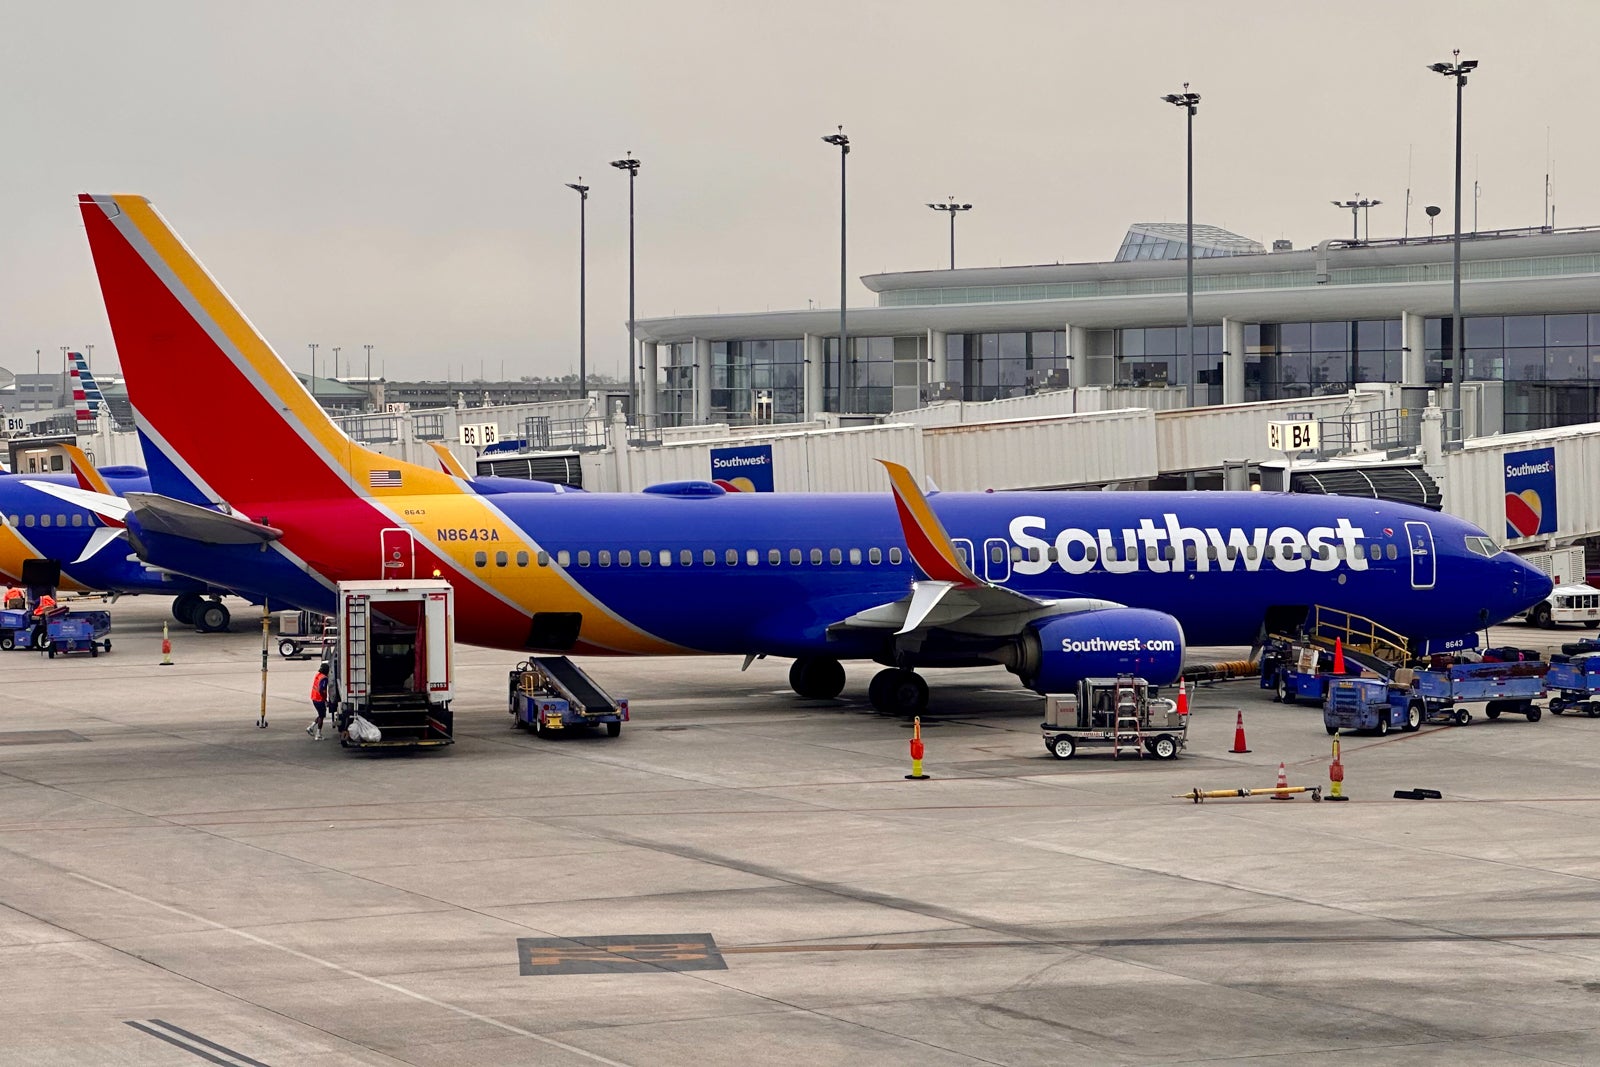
[943,330,1068,402]
[1434,311,1600,432]
[661,342,696,428]
[1244,320,1400,402]
[1117,325,1224,404]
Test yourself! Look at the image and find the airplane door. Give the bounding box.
[381,528,415,579]
[983,537,1011,583]
[1404,521,1435,589]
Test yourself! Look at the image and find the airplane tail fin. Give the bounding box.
[878,459,982,588]
[69,364,93,429]
[68,353,105,415]
[77,195,455,508]
[59,443,123,527]
[427,441,474,481]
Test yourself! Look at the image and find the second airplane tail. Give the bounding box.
[78,195,456,509]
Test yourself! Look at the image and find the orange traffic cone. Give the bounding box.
[1271,760,1295,800]
[1176,679,1189,716]
[160,622,173,666]
[1332,637,1345,675]
[1229,710,1251,753]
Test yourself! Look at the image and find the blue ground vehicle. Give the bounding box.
[0,608,43,651]
[1544,653,1600,717]
[1324,660,1546,734]
[509,657,628,738]
[1260,640,1343,705]
[45,610,112,657]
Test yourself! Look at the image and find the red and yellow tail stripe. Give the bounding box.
[878,460,981,587]
[79,194,681,654]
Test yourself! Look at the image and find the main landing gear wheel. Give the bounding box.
[195,600,231,633]
[172,593,203,626]
[789,656,846,700]
[867,668,929,715]
[1048,735,1075,760]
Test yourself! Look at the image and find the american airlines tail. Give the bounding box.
[77,195,454,510]
[67,353,105,417]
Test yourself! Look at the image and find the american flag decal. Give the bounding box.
[369,470,403,488]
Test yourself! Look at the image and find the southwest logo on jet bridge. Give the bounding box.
[1008,514,1370,576]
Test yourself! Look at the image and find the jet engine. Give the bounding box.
[1008,608,1186,694]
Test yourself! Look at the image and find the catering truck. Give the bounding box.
[330,579,455,750]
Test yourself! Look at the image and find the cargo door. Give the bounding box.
[380,528,414,579]
[424,589,453,702]
[1404,521,1435,589]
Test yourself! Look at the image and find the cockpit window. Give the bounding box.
[1464,535,1501,557]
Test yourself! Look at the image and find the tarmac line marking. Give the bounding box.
[124,1021,241,1067]
[75,874,632,1067]
[146,1019,274,1067]
[720,931,1600,954]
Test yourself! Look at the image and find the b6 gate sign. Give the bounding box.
[1267,420,1319,453]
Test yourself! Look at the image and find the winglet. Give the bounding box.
[878,459,981,587]
[427,441,474,481]
[59,444,123,528]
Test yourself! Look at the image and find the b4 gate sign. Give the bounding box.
[710,444,774,492]
[1504,446,1558,539]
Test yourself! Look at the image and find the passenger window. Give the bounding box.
[474,551,487,567]
[829,548,842,565]
[516,551,529,567]
[557,550,571,567]
[990,545,1004,564]
[726,548,739,566]
[1207,546,1218,560]
[790,548,802,565]
[1369,544,1381,560]
[72,514,83,527]
[1318,546,1332,560]
[24,515,33,527]
[1010,546,1022,563]
[1246,546,1258,560]
[1185,545,1197,561]
[1148,546,1162,562]
[680,549,693,566]
[40,515,50,527]
[1227,547,1237,560]
[869,547,882,565]
[704,549,716,566]
[496,551,509,567]
[57,514,66,526]
[639,549,651,567]
[889,547,903,565]
[849,548,862,565]
[619,549,632,567]
[1047,546,1058,561]
[1387,544,1398,560]
[537,550,550,566]
[1264,546,1276,560]
[577,551,590,567]
[810,548,823,565]
[659,550,671,567]
[598,550,611,567]
[4,514,14,527]
[747,549,759,566]
[769,549,781,565]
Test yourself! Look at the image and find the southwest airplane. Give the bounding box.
[0,448,230,628]
[56,194,1550,713]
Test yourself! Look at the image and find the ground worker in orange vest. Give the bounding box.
[2,587,23,610]
[29,593,58,650]
[306,662,330,740]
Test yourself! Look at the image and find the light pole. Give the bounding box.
[822,127,850,412]
[926,197,972,270]
[1331,197,1381,243]
[609,154,639,419]
[332,345,341,380]
[307,343,318,400]
[364,344,374,410]
[565,178,590,399]
[1161,86,1200,397]
[1429,51,1478,439]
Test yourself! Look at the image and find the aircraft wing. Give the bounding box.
[828,461,1122,640]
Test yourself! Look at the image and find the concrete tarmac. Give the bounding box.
[2,598,1599,1065]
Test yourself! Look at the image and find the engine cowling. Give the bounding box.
[1012,608,1186,694]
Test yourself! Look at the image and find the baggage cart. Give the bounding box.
[1042,676,1186,760]
[45,610,112,657]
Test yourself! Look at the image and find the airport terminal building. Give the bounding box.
[632,224,1600,436]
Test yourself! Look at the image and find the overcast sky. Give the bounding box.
[0,1,1591,383]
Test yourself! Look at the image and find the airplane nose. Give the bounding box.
[1512,555,1553,609]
